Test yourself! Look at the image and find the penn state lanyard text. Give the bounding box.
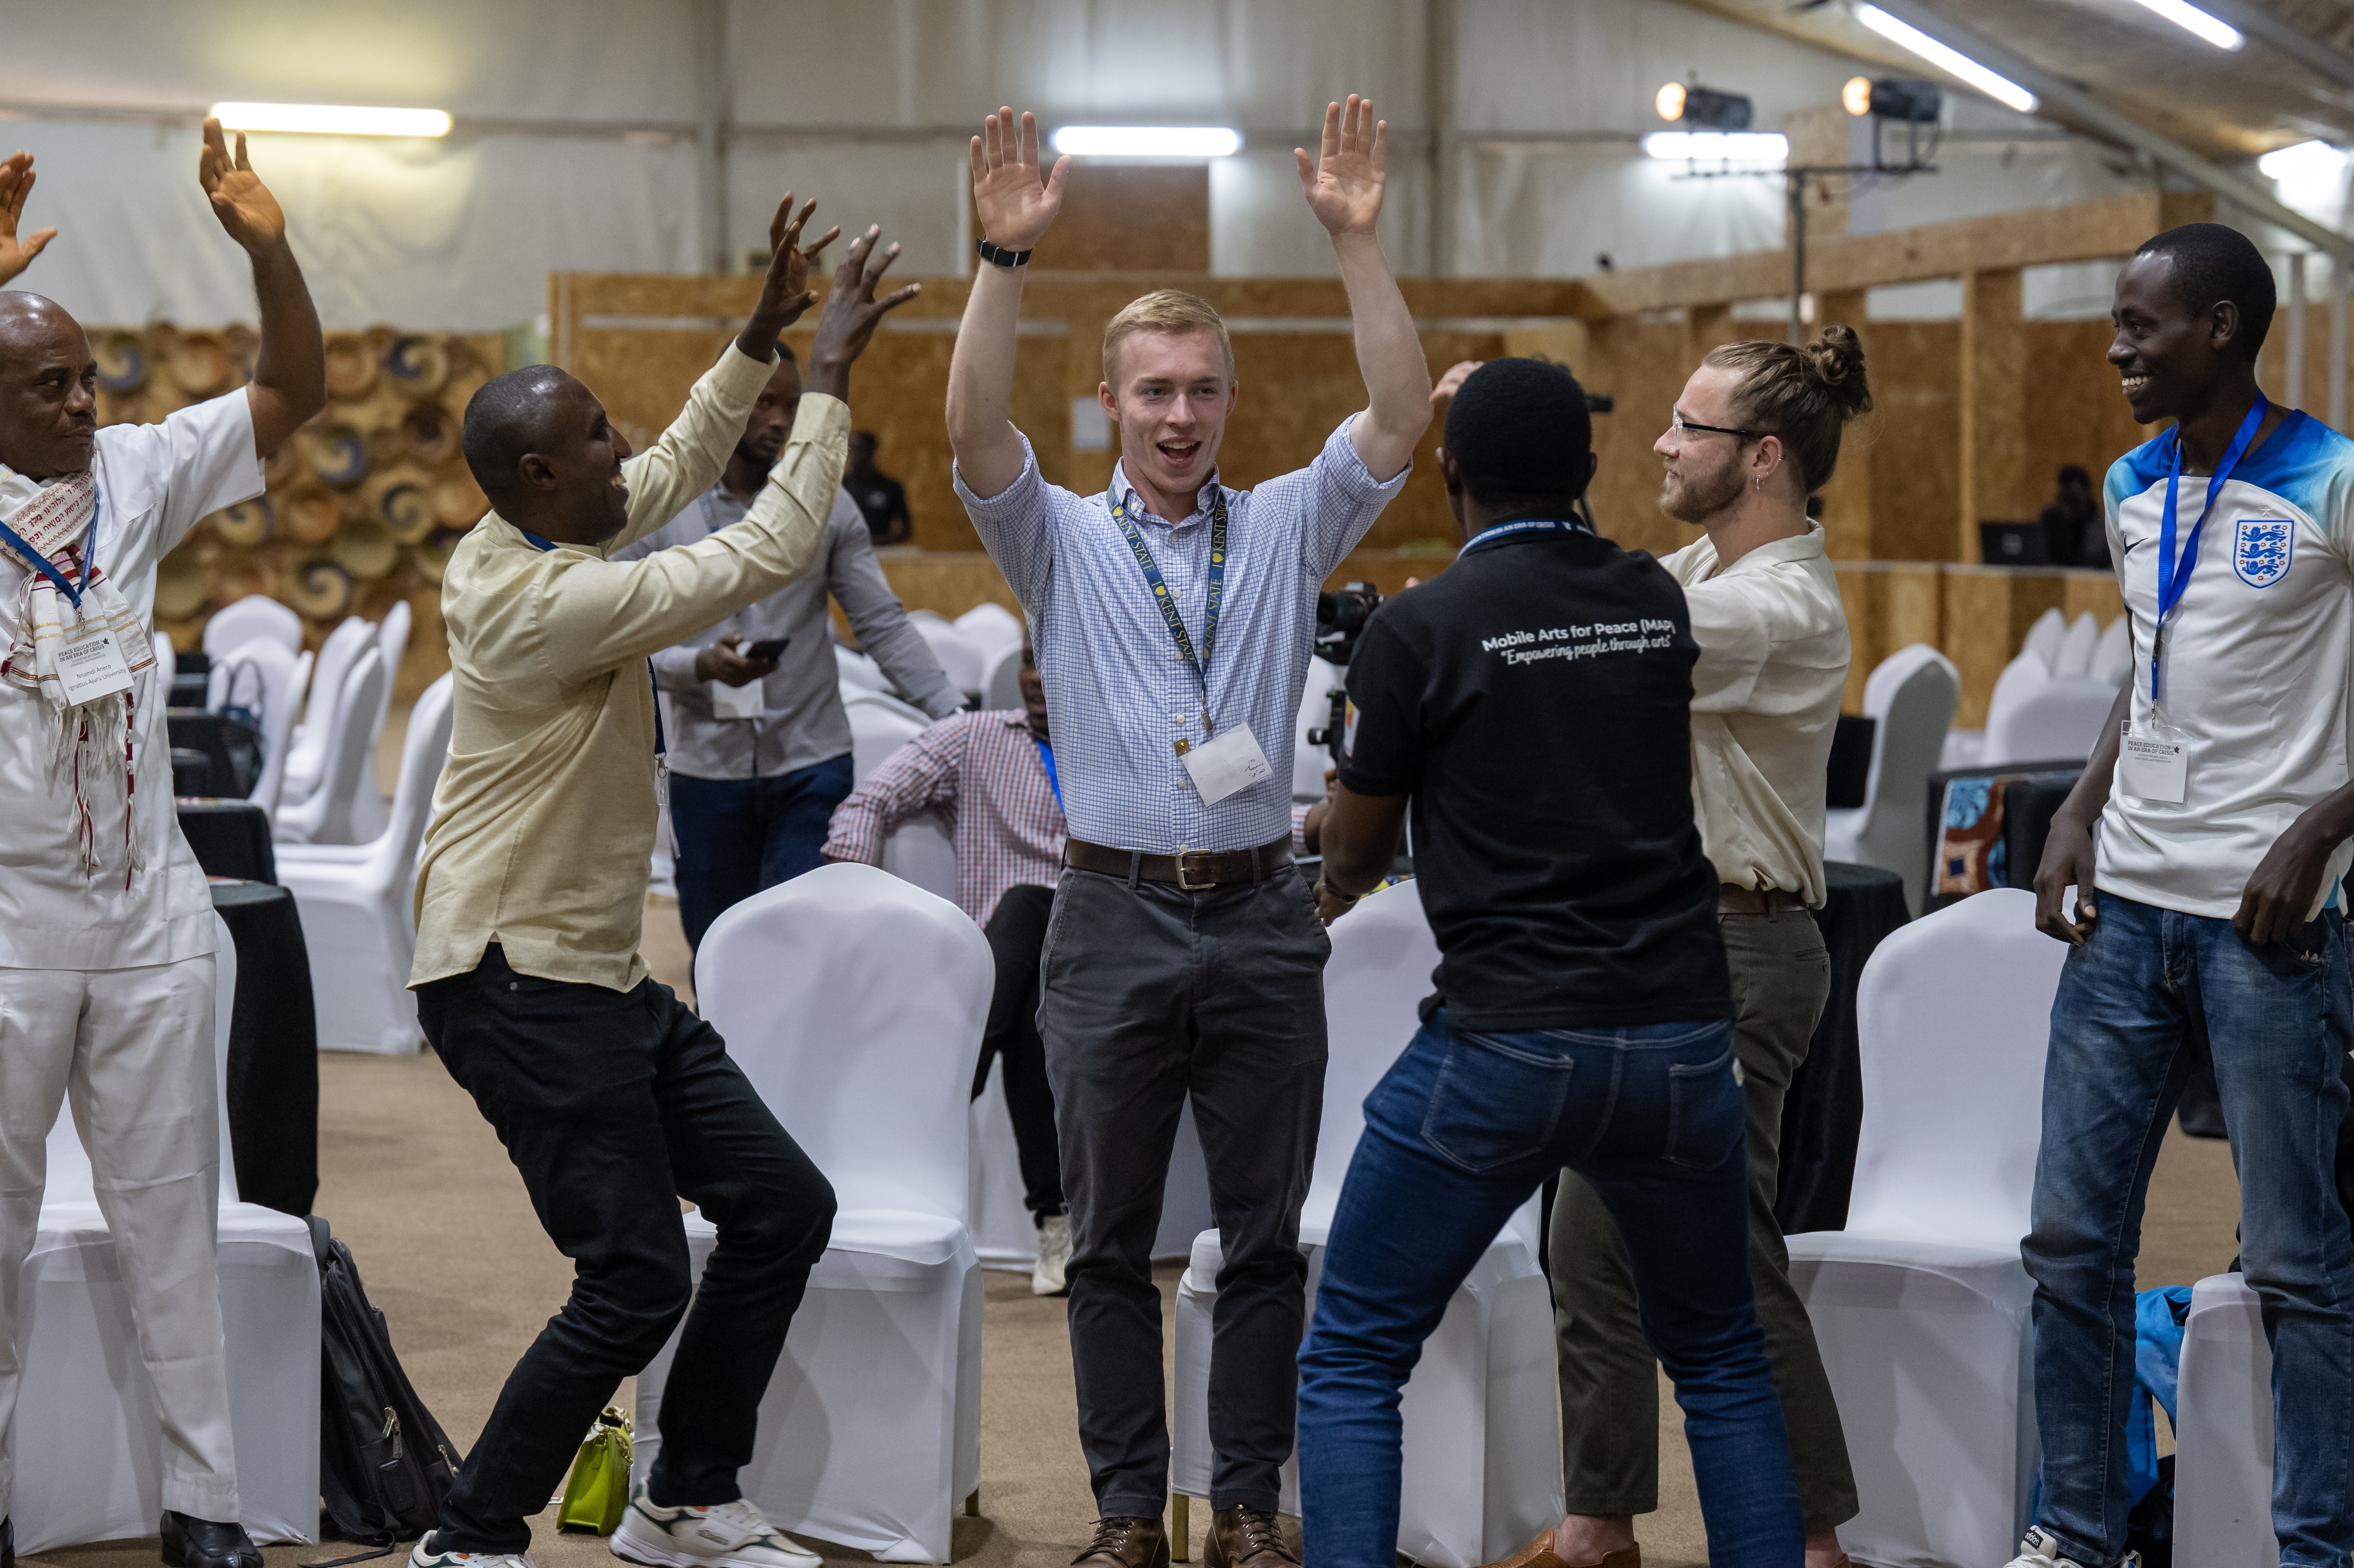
[1108,485,1227,736]
[1457,516,1592,558]
[0,489,103,609]
[2152,396,2267,706]
[520,530,665,757]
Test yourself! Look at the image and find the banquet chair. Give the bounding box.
[16,914,320,1553]
[2092,615,2133,686]
[345,600,411,843]
[1822,643,1959,914]
[279,616,377,811]
[205,639,312,817]
[200,593,302,661]
[847,691,929,782]
[1981,675,2118,768]
[2051,610,2099,677]
[836,643,889,694]
[2172,1272,2276,1566]
[914,618,985,702]
[635,863,990,1563]
[2020,605,2067,671]
[273,647,386,846]
[276,672,453,1053]
[953,601,1024,660]
[152,629,176,679]
[1785,887,2064,1568]
[1170,880,1558,1568]
[1293,656,1345,798]
[978,641,1024,712]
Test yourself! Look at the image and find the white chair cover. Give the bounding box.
[347,601,413,843]
[914,619,984,700]
[952,602,1024,660]
[1292,657,1345,798]
[279,616,378,809]
[152,629,176,679]
[1821,644,1958,914]
[1171,882,1556,1567]
[1786,888,2063,1568]
[978,643,1025,712]
[273,647,387,846]
[277,673,453,1053]
[1980,647,2055,755]
[200,595,302,660]
[846,692,929,782]
[836,643,889,695]
[1982,675,2118,767]
[2173,1272,2277,1567]
[17,915,320,1552]
[2020,606,2068,671]
[205,640,310,816]
[2051,611,2099,678]
[636,864,990,1562]
[2092,615,2134,687]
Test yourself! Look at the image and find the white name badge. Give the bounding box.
[1181,719,1273,806]
[56,619,134,706]
[710,678,763,721]
[2117,720,2188,805]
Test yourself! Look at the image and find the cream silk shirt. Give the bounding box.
[1660,523,1852,908]
[411,347,848,992]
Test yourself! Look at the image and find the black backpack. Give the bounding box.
[308,1217,465,1555]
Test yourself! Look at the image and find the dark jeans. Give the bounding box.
[1039,862,1330,1518]
[978,883,1064,1218]
[417,944,837,1554]
[670,754,856,951]
[1297,1010,1801,1568]
[2028,894,2354,1567]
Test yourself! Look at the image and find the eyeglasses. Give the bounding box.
[1670,409,1765,441]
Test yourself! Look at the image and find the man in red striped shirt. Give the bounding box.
[823,637,1071,1292]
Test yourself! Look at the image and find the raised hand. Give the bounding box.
[806,226,922,399]
[0,152,57,286]
[1430,359,1485,404]
[971,108,1069,253]
[199,119,289,254]
[740,193,839,360]
[1296,95,1387,239]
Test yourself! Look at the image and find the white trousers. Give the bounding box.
[0,956,240,1521]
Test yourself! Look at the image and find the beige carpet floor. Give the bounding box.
[28,892,2248,1568]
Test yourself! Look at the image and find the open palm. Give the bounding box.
[0,153,56,287]
[199,119,288,253]
[970,108,1069,252]
[1296,96,1387,238]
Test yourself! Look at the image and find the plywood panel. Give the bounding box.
[1580,315,1693,560]
[1834,561,1943,712]
[2026,319,2152,507]
[1961,268,2031,560]
[1943,566,2068,727]
[1021,165,1211,273]
[1865,321,1962,563]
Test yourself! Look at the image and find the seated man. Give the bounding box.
[1294,359,1801,1568]
[822,636,1071,1293]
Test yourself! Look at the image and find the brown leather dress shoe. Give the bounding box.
[1071,1515,1171,1568]
[1205,1505,1300,1568]
[1475,1528,1640,1568]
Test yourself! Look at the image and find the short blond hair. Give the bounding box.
[1101,289,1235,385]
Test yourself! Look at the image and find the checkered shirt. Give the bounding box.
[822,709,1065,926]
[953,417,1407,853]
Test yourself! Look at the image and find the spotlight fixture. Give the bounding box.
[2123,0,2244,50]
[1640,131,1789,164]
[1842,77,1873,117]
[1047,125,1242,158]
[1844,78,1941,124]
[2259,139,2348,186]
[208,101,452,137]
[1654,83,1753,131]
[1853,5,2039,115]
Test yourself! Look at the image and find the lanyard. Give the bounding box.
[1033,734,1063,813]
[1458,516,1592,558]
[1108,483,1227,734]
[2153,396,2267,705]
[0,488,102,610]
[520,529,665,757]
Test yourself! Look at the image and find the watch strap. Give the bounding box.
[974,236,1034,268]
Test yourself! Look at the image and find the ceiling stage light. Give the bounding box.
[1853,5,2039,115]
[1047,126,1242,158]
[1843,77,1874,117]
[2123,0,2244,50]
[209,102,452,137]
[1655,84,1753,131]
[1641,131,1789,165]
[1656,83,1687,122]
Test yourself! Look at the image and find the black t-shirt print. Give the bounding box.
[1339,524,1732,1031]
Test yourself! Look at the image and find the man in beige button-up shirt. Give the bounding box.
[406,217,919,1567]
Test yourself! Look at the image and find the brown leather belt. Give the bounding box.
[1718,884,1808,916]
[1066,835,1295,891]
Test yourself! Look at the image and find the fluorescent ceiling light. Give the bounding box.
[2123,0,2244,50]
[1853,5,2039,115]
[1048,125,1241,158]
[1641,131,1789,164]
[2259,138,2347,183]
[210,102,452,137]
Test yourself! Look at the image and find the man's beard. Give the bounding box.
[736,437,783,476]
[1660,457,1745,526]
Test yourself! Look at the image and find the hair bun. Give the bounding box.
[1801,324,1872,418]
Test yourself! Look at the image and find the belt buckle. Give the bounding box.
[1175,844,1211,891]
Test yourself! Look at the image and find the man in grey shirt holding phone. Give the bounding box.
[619,347,960,951]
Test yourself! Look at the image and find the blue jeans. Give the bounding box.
[668,755,856,952]
[1296,1010,1801,1568]
[2028,892,2354,1567]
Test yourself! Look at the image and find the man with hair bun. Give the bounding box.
[2016,224,2354,1568]
[1298,357,1801,1568]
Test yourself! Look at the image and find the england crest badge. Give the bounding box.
[2234,516,2293,587]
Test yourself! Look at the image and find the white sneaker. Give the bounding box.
[610,1481,820,1568]
[1032,1211,1072,1297]
[409,1532,537,1568]
[2002,1527,2134,1568]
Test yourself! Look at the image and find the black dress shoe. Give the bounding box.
[4,1512,15,1568]
[160,1511,262,1568]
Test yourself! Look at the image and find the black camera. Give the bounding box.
[1314,580,1383,668]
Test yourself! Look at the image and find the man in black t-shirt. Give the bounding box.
[1293,360,1801,1568]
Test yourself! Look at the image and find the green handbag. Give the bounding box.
[557,1406,634,1534]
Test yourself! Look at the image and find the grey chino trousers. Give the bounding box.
[1038,860,1331,1519]
[1548,906,1860,1535]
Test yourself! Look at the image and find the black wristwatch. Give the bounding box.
[974,236,1034,268]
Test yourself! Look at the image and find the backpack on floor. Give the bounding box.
[309,1217,466,1554]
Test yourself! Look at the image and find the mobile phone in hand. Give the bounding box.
[745,637,788,662]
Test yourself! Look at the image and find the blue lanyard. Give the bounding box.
[2153,396,2267,705]
[520,529,664,757]
[0,487,102,610]
[1033,734,1063,813]
[1107,483,1227,734]
[1458,516,1592,557]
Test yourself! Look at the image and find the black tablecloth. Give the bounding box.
[178,799,275,883]
[171,748,213,798]
[210,880,317,1217]
[1773,860,1911,1234]
[167,709,262,800]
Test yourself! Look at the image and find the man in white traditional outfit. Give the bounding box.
[0,126,325,1568]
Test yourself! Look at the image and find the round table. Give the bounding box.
[209,879,318,1217]
[177,798,276,884]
